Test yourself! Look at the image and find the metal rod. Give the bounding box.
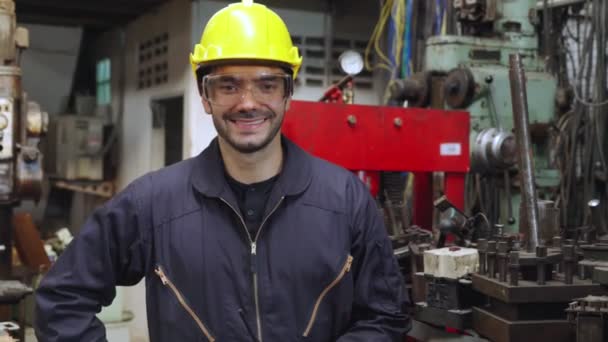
[563,245,574,284]
[478,239,487,275]
[509,251,519,286]
[509,54,541,252]
[487,241,497,278]
[498,241,508,282]
[535,0,586,8]
[504,170,515,225]
[536,245,547,285]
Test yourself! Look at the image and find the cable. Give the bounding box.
[571,0,608,107]
[472,212,491,239]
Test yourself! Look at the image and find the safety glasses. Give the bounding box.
[202,73,292,106]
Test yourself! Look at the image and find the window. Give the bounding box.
[138,33,169,90]
[96,58,111,106]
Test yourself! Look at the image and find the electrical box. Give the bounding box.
[48,116,104,181]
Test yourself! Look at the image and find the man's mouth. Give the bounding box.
[229,117,268,126]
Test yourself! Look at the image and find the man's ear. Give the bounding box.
[284,98,291,111]
[202,97,212,114]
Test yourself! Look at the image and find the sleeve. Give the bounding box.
[34,178,152,342]
[337,177,411,341]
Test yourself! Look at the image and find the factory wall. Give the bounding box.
[19,24,82,116]
[93,0,195,189]
[93,0,194,340]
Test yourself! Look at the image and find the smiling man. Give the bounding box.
[34,1,409,341]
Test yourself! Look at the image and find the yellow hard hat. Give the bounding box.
[190,0,303,79]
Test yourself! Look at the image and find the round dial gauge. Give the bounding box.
[339,50,364,75]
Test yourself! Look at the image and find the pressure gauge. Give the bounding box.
[338,50,364,75]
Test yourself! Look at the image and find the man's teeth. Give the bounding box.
[235,118,265,125]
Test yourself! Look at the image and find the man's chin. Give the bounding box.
[227,138,269,154]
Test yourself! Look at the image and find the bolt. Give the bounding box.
[347,115,357,126]
[553,236,562,248]
[536,245,547,285]
[393,117,403,127]
[495,224,504,238]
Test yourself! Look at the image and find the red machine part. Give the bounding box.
[282,100,470,229]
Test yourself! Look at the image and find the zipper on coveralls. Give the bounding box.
[220,196,285,342]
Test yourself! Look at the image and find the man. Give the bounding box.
[35,1,410,341]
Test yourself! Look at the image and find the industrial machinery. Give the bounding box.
[284,1,606,340]
[0,0,47,339]
[0,0,48,274]
[393,0,560,234]
[47,115,104,181]
[413,246,483,331]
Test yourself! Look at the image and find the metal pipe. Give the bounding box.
[536,0,585,8]
[509,54,541,252]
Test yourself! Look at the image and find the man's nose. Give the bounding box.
[235,87,260,112]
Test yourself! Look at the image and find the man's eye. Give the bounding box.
[219,84,237,91]
[261,82,278,90]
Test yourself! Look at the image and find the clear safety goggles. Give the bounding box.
[202,73,292,106]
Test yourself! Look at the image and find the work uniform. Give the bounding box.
[35,136,410,341]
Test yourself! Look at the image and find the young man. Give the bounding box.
[35,1,410,341]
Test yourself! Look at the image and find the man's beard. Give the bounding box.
[213,109,283,154]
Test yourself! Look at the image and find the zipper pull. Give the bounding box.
[155,267,169,285]
[251,242,257,274]
[345,255,354,272]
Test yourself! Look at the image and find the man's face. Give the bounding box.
[201,64,291,154]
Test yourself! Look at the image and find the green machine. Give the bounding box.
[410,0,559,235]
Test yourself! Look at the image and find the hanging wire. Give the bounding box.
[364,0,409,102]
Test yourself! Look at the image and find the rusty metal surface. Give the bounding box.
[486,298,571,321]
[566,296,608,342]
[411,272,427,304]
[576,316,605,342]
[389,72,431,108]
[0,67,20,98]
[473,307,574,342]
[12,212,50,271]
[444,68,475,109]
[509,53,540,252]
[415,302,472,330]
[0,1,16,62]
[538,200,559,245]
[472,273,607,303]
